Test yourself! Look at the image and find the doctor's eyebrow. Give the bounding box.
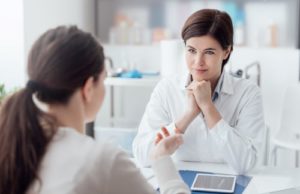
[204,48,216,51]
[186,45,195,49]
[186,45,217,51]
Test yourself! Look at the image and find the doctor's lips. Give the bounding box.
[193,68,208,74]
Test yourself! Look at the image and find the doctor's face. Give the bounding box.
[185,35,230,83]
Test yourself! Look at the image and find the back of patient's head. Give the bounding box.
[181,8,234,67]
[0,26,104,194]
[28,25,104,103]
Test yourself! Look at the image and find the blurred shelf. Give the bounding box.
[104,76,160,87]
[96,0,300,48]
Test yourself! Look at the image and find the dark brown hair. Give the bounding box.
[181,9,234,68]
[0,26,104,194]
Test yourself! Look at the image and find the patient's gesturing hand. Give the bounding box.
[150,127,183,160]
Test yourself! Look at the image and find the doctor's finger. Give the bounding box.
[186,81,197,90]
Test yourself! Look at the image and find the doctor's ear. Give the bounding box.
[223,46,232,60]
[81,77,95,103]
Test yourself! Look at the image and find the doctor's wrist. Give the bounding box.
[175,111,199,133]
[185,109,200,118]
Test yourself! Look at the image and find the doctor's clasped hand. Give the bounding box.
[186,80,222,129]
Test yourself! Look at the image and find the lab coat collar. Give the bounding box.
[212,72,224,101]
[222,71,234,95]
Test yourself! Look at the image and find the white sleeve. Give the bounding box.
[152,156,190,194]
[209,87,266,174]
[132,80,175,167]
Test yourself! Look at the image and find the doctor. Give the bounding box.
[133,9,266,174]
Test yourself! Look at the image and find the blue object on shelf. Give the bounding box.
[179,170,252,194]
[120,70,143,78]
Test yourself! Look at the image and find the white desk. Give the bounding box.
[140,161,300,194]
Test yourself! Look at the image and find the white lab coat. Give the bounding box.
[133,72,266,174]
[27,127,190,194]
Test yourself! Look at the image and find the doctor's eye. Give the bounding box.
[187,48,196,54]
[205,50,215,55]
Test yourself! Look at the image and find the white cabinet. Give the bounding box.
[103,76,160,127]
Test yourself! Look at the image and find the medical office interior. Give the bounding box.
[1,0,300,193]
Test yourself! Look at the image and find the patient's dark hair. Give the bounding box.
[0,26,104,194]
[182,9,233,68]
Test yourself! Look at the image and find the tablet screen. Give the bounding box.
[191,173,236,193]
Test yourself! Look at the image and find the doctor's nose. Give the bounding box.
[194,54,205,67]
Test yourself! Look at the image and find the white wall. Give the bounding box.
[24,0,96,61]
[0,1,25,89]
[1,0,96,90]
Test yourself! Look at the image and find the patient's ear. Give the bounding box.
[81,77,94,103]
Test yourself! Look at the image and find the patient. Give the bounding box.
[0,26,190,194]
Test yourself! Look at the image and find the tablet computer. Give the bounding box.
[191,173,236,193]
